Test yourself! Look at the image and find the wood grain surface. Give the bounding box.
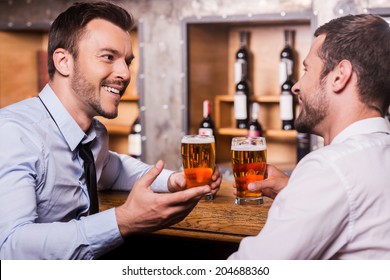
[99,181,272,243]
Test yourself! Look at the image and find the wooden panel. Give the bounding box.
[0,31,46,107]
[188,24,229,135]
[227,23,312,97]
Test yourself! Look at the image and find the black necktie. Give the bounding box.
[78,142,99,214]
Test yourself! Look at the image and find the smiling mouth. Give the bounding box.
[102,86,121,95]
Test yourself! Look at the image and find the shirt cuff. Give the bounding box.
[151,169,174,193]
[83,208,124,258]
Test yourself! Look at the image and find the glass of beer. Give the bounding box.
[181,135,215,200]
[231,136,267,205]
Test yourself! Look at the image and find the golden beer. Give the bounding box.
[231,137,267,205]
[181,135,215,188]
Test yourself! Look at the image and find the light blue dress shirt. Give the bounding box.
[0,84,173,259]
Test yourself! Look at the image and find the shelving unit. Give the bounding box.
[183,13,315,168]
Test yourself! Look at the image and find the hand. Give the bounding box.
[168,165,223,197]
[115,160,211,237]
[232,164,289,199]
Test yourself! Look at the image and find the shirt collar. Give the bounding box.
[331,117,390,145]
[38,84,97,151]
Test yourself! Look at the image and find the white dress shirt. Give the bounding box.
[0,84,173,259]
[229,117,390,259]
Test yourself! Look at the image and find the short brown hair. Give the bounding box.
[315,14,390,115]
[47,1,134,79]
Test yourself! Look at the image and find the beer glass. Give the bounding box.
[231,137,267,205]
[181,135,215,200]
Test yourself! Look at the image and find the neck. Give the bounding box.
[320,103,381,145]
[49,80,93,132]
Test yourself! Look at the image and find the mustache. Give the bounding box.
[102,79,129,87]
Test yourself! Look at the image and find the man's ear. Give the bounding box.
[52,48,72,77]
[331,59,353,93]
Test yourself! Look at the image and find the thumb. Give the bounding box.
[139,160,164,189]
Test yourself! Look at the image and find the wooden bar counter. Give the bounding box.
[99,180,272,259]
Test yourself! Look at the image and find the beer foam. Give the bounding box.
[231,144,266,151]
[181,135,215,144]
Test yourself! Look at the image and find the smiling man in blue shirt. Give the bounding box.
[0,2,221,259]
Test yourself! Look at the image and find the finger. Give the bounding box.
[168,185,211,204]
[248,178,276,191]
[138,160,164,189]
[212,166,221,180]
[261,188,277,199]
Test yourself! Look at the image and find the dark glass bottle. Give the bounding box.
[198,99,215,136]
[247,102,263,137]
[280,62,295,130]
[234,31,249,85]
[234,75,250,129]
[279,30,294,86]
[128,113,142,159]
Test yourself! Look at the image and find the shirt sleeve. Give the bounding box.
[228,152,351,260]
[94,119,174,193]
[0,120,123,259]
[99,151,174,193]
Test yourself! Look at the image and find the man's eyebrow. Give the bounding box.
[126,54,135,63]
[99,48,119,55]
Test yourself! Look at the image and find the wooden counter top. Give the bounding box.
[98,181,272,244]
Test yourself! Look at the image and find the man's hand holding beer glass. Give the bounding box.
[181,135,221,200]
[232,163,290,200]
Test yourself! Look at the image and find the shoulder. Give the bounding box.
[0,97,45,126]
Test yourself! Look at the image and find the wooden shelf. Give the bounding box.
[215,94,279,104]
[121,96,139,102]
[217,127,297,140]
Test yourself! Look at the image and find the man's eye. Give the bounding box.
[103,55,114,61]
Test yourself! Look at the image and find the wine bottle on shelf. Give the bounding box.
[198,99,215,136]
[247,102,263,137]
[296,132,311,162]
[234,31,249,85]
[279,29,294,86]
[234,74,250,129]
[280,62,295,130]
[128,113,142,160]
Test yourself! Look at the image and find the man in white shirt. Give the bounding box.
[229,14,390,259]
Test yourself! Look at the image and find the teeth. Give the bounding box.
[103,86,120,94]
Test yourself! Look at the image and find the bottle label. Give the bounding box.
[234,94,247,120]
[128,134,142,156]
[279,59,293,85]
[280,94,294,120]
[199,128,213,136]
[234,60,247,84]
